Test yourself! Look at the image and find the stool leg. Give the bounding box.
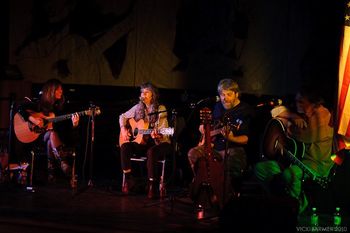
[159,161,166,198]
[70,151,77,189]
[29,150,34,187]
[25,151,35,192]
[122,173,129,194]
[122,173,125,190]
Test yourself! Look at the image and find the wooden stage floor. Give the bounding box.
[0,178,348,233]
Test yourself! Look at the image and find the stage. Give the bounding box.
[0,177,348,233]
[0,181,219,233]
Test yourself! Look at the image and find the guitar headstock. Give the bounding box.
[200,107,212,124]
[159,128,175,135]
[87,106,102,116]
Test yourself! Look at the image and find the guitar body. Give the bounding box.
[190,155,224,209]
[262,118,328,188]
[119,118,174,146]
[262,118,305,166]
[119,118,149,146]
[14,111,54,143]
[14,107,100,144]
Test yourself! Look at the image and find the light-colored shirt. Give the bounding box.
[119,104,170,144]
[271,105,334,177]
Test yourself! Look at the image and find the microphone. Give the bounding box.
[190,96,220,108]
[148,110,168,116]
[114,98,140,105]
[256,98,282,108]
[89,101,96,107]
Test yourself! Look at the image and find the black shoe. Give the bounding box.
[147,182,154,199]
[122,176,135,195]
[61,161,72,177]
[147,180,159,199]
[122,181,129,194]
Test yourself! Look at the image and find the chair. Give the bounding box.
[122,156,167,197]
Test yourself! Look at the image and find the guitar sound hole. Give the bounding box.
[133,128,138,137]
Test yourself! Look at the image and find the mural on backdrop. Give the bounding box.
[8,0,340,95]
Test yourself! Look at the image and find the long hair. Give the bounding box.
[135,82,160,124]
[40,78,65,113]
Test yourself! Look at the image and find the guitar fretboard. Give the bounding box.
[283,148,315,178]
[48,110,90,123]
[138,129,153,135]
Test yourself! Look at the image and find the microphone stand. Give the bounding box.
[1,95,15,184]
[88,105,95,187]
[222,114,231,205]
[144,109,188,210]
[74,104,96,196]
[7,95,15,180]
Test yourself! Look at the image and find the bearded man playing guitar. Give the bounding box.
[16,79,80,182]
[255,85,334,214]
[187,79,254,208]
[119,82,173,198]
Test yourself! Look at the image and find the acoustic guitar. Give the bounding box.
[14,107,101,143]
[190,107,225,209]
[119,118,174,146]
[198,118,243,146]
[262,118,329,188]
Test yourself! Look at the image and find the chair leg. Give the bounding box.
[159,160,166,198]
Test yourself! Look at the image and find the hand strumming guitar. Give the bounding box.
[71,113,80,127]
[120,126,130,142]
[28,115,44,127]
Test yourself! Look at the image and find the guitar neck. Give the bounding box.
[48,110,89,123]
[138,129,153,135]
[138,128,173,135]
[210,128,221,137]
[209,121,241,137]
[284,149,316,178]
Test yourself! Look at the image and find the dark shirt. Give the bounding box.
[212,101,254,151]
[17,96,77,145]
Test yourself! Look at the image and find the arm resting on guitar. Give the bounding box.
[119,105,138,142]
[17,100,36,121]
[119,105,138,127]
[271,105,307,129]
[225,132,248,145]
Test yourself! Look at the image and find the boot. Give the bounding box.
[47,158,56,184]
[122,173,134,195]
[122,180,129,194]
[147,179,158,199]
[60,160,72,178]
